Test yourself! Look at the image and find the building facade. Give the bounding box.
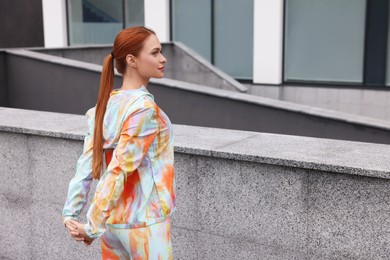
[3,0,390,89]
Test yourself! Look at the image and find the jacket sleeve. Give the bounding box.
[62,109,95,226]
[84,104,159,239]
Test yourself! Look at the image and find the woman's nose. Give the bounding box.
[161,54,167,64]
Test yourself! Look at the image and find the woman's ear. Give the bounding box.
[126,54,137,68]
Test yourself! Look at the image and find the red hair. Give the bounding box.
[92,26,156,180]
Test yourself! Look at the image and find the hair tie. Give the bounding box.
[110,52,115,59]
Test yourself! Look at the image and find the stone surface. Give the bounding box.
[2,108,390,259]
[197,231,308,260]
[1,107,390,180]
[212,130,390,179]
[0,107,87,140]
[29,135,86,205]
[0,132,30,196]
[171,153,199,230]
[171,227,198,260]
[196,156,308,255]
[30,201,101,259]
[0,192,32,260]
[307,170,390,260]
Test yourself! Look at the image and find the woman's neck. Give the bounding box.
[121,71,149,90]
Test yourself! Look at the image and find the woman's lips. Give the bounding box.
[158,67,165,71]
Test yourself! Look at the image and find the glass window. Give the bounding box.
[67,0,144,45]
[171,0,253,79]
[171,0,212,61]
[284,0,366,83]
[125,0,144,28]
[214,0,253,79]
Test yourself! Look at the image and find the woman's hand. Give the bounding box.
[65,219,95,246]
[64,219,80,238]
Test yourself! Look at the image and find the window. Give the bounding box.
[284,0,366,84]
[67,0,144,45]
[171,0,253,79]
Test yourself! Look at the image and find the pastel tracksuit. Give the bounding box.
[62,85,176,259]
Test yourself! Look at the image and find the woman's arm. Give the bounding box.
[62,108,95,225]
[84,104,159,239]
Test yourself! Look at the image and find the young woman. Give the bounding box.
[62,26,176,259]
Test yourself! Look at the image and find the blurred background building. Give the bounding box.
[1,0,390,134]
[3,0,390,87]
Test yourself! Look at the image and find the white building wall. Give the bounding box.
[144,0,170,42]
[253,0,284,84]
[42,0,68,47]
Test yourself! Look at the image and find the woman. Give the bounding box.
[62,26,176,259]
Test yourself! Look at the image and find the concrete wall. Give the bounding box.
[5,51,107,115]
[32,43,247,92]
[0,0,44,48]
[148,79,390,145]
[0,107,390,259]
[33,46,113,65]
[2,49,390,145]
[31,45,390,121]
[248,84,390,121]
[0,52,7,107]
[165,42,246,92]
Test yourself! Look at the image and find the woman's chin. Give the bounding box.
[154,73,164,79]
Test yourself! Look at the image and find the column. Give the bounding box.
[253,0,284,84]
[144,0,170,42]
[42,0,68,47]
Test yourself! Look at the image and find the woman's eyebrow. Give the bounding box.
[151,47,162,51]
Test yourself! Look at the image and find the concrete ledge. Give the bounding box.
[2,107,390,259]
[0,106,389,180]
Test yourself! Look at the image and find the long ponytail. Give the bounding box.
[91,26,156,180]
[92,54,114,180]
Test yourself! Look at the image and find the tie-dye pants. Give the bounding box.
[100,216,173,260]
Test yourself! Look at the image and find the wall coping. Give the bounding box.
[0,106,389,180]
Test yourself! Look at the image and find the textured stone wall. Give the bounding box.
[1,107,389,259]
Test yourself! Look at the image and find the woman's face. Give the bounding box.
[133,34,167,79]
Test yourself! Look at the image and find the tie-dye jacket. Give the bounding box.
[62,85,176,239]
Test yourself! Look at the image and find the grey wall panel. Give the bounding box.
[1,129,390,259]
[34,43,247,92]
[0,0,44,48]
[0,52,7,106]
[248,84,390,121]
[36,47,113,65]
[147,82,390,145]
[5,52,390,144]
[6,54,121,114]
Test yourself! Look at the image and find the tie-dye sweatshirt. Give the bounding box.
[62,85,176,239]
